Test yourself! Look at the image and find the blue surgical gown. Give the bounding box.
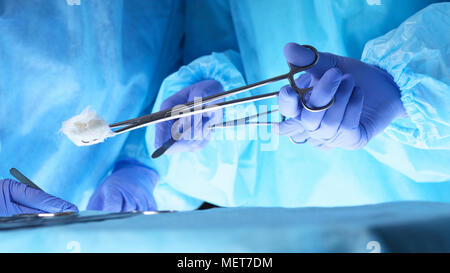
[0,0,185,208]
[147,0,450,210]
[1,0,448,211]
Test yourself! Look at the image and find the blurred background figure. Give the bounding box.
[0,0,186,212]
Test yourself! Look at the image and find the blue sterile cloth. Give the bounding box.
[1,202,450,252]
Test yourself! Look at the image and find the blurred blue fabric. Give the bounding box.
[2,202,450,252]
[0,0,184,208]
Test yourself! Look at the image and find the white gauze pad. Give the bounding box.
[61,107,114,146]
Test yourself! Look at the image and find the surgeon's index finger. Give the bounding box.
[309,68,342,108]
[283,43,338,78]
[299,68,342,131]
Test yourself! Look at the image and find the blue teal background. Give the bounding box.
[2,202,450,252]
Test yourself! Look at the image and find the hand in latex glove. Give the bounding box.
[155,79,224,154]
[276,43,406,150]
[87,159,159,212]
[0,179,78,216]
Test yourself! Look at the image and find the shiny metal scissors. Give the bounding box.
[99,45,333,156]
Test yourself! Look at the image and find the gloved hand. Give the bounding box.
[0,179,78,216]
[87,159,159,212]
[155,79,224,154]
[276,43,407,150]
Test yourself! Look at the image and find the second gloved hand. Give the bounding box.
[276,43,407,150]
[0,179,78,217]
[155,79,224,155]
[87,159,159,212]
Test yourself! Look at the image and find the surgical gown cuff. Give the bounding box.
[154,49,250,122]
[361,3,450,149]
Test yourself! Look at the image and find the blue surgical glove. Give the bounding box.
[0,179,78,216]
[276,43,407,150]
[87,159,159,212]
[155,79,224,154]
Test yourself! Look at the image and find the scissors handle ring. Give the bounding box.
[300,94,335,113]
[288,136,308,145]
[287,44,335,112]
[280,116,308,145]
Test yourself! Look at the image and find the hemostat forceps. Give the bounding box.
[107,45,334,157]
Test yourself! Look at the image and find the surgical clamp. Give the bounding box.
[94,45,333,156]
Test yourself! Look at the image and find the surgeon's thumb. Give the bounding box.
[9,181,78,213]
[283,42,338,78]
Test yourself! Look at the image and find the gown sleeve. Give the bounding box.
[362,3,450,182]
[362,3,450,150]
